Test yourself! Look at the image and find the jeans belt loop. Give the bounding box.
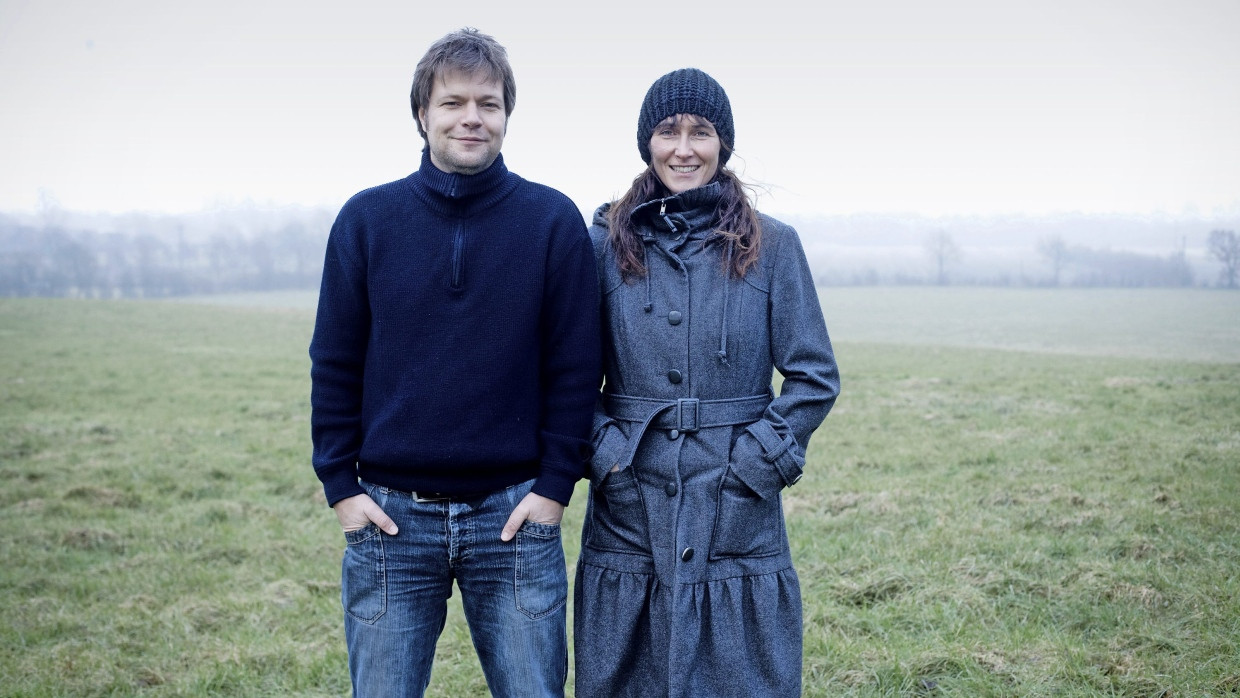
[676,398,700,433]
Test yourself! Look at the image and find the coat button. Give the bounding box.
[668,310,682,325]
[665,481,678,496]
[667,369,682,384]
[668,429,680,440]
[681,547,694,562]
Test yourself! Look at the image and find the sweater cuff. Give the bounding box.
[318,463,365,508]
[531,465,579,506]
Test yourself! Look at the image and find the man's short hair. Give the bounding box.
[410,27,516,140]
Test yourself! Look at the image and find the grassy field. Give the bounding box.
[1,289,1237,696]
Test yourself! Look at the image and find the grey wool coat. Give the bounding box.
[574,182,840,698]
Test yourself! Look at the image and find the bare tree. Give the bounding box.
[1208,229,1239,288]
[1036,235,1070,286]
[274,221,322,283]
[208,234,237,289]
[925,229,961,285]
[248,237,276,290]
[133,233,171,297]
[37,188,65,230]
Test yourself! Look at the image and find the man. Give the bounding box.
[309,27,600,697]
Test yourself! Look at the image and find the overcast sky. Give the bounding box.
[2,0,1238,219]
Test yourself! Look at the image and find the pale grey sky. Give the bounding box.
[2,0,1238,218]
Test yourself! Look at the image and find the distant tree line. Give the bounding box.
[1032,234,1194,287]
[2,209,1236,297]
[0,217,327,298]
[1030,230,1240,288]
[812,230,1230,288]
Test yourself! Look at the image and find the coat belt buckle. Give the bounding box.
[675,398,700,433]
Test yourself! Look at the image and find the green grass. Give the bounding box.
[819,286,1240,363]
[1,291,1237,696]
[799,343,1239,696]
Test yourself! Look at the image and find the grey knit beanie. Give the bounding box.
[637,68,734,166]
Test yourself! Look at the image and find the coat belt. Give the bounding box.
[602,392,771,471]
[604,393,770,432]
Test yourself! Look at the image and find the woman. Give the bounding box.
[574,68,840,697]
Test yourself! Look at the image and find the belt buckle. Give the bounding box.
[676,398,700,433]
[413,491,449,503]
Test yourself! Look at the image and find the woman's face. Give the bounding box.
[648,114,721,194]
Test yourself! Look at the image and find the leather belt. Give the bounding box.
[412,491,452,503]
[397,489,489,503]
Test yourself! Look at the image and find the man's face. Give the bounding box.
[418,69,507,175]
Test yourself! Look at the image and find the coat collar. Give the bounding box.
[632,181,723,238]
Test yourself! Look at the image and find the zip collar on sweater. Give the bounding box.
[407,147,520,216]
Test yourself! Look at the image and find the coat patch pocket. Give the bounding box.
[585,467,652,555]
[710,469,784,559]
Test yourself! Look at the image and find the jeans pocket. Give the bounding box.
[585,468,652,555]
[514,521,567,620]
[710,469,785,560]
[341,523,387,624]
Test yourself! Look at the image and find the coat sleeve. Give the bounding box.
[729,222,840,499]
[583,220,632,484]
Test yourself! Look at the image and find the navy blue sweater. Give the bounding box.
[310,151,600,507]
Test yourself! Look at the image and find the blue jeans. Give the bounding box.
[342,478,567,697]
